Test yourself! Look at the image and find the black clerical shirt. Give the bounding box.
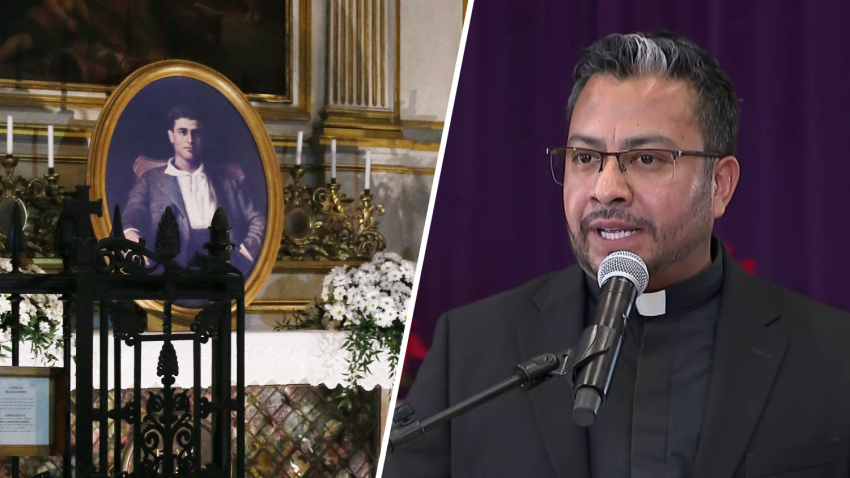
[587,240,724,478]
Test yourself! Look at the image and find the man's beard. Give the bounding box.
[568,179,714,279]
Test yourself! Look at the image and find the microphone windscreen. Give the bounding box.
[597,251,649,294]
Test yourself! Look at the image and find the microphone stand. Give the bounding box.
[389,319,626,452]
[389,349,573,452]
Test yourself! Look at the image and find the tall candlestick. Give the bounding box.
[6,116,11,155]
[48,125,54,170]
[331,139,337,181]
[296,131,303,166]
[365,151,371,191]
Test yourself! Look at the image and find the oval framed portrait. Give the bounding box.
[88,60,283,324]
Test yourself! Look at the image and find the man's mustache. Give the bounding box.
[579,208,656,236]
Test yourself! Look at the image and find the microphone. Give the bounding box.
[572,250,649,427]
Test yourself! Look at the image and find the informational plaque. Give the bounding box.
[0,367,66,456]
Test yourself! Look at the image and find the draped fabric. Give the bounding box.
[403,0,850,394]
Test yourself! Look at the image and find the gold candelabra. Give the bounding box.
[0,153,65,257]
[279,166,386,261]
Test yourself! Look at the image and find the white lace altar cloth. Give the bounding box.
[2,331,394,391]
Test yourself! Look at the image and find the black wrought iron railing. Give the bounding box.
[0,185,246,478]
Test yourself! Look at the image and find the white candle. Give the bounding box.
[6,116,11,155]
[365,151,371,191]
[331,139,337,180]
[296,131,303,165]
[48,125,54,169]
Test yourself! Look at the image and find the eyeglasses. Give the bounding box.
[547,147,721,186]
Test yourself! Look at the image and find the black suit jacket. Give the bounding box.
[384,245,850,478]
[123,164,266,269]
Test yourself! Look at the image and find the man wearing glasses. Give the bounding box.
[384,32,850,478]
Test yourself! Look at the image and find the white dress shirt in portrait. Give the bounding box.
[164,158,218,229]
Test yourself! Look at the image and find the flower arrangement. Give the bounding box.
[0,259,64,366]
[278,252,414,408]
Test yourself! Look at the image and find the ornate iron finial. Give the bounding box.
[6,203,26,271]
[67,185,102,240]
[155,206,180,260]
[204,207,235,262]
[157,341,179,387]
[109,301,143,347]
[110,204,125,239]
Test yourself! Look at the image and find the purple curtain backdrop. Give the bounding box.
[402,0,850,395]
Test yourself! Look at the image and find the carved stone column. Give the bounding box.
[319,0,401,139]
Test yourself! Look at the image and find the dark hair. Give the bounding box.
[168,105,201,130]
[568,31,739,171]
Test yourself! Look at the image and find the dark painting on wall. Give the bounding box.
[0,0,289,97]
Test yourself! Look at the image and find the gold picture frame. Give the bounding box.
[0,366,67,457]
[0,0,312,121]
[87,60,284,325]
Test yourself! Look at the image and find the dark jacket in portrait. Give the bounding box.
[122,163,266,270]
[383,243,850,478]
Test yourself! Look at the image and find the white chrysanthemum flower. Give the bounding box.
[401,262,415,279]
[392,283,411,297]
[0,296,11,316]
[376,311,394,328]
[333,287,346,301]
[328,303,347,321]
[363,288,381,301]
[38,321,51,333]
[383,303,398,318]
[361,262,377,273]
[380,261,398,273]
[349,294,367,310]
[46,296,63,322]
[367,300,382,314]
[387,269,403,282]
[20,300,36,320]
[322,276,333,288]
[0,259,11,272]
[384,252,403,262]
[321,286,330,302]
[380,296,395,310]
[326,266,348,285]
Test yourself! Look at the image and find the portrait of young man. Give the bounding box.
[122,105,266,274]
[385,26,850,478]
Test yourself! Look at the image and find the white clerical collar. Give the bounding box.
[636,290,666,317]
[164,157,206,178]
[586,239,725,318]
